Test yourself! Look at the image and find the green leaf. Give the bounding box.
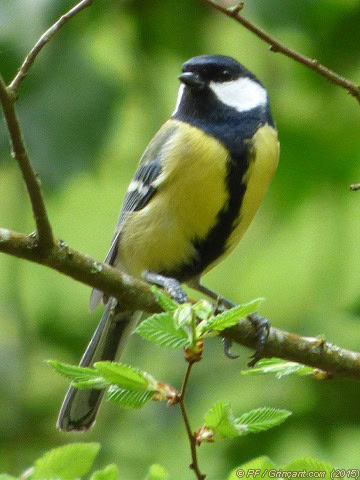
[0,475,18,480]
[192,300,213,321]
[95,362,154,391]
[145,464,169,480]
[72,378,109,390]
[151,286,178,311]
[201,298,264,333]
[173,303,193,329]
[48,360,105,385]
[107,385,155,408]
[90,464,120,480]
[135,312,190,349]
[281,457,332,477]
[241,358,315,378]
[204,401,238,438]
[235,407,292,435]
[32,443,100,480]
[228,457,276,480]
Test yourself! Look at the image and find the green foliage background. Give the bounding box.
[1,0,360,477]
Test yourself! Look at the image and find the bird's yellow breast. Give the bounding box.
[117,121,229,278]
[117,121,279,280]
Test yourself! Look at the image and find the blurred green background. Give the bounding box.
[1,0,360,477]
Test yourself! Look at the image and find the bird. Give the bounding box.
[57,54,280,432]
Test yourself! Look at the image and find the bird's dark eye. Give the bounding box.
[221,69,232,80]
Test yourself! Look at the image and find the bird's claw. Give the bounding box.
[223,338,240,360]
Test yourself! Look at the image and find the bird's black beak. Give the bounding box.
[178,72,206,89]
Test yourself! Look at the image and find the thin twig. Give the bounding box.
[179,363,206,480]
[0,76,54,250]
[180,362,194,401]
[202,0,360,105]
[9,0,93,93]
[179,402,206,480]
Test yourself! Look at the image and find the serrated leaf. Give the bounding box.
[204,401,238,438]
[95,362,152,391]
[145,464,169,480]
[281,457,332,477]
[201,298,264,333]
[241,358,315,378]
[135,312,190,349]
[48,360,105,385]
[151,286,178,312]
[32,443,100,480]
[0,475,18,480]
[107,385,155,408]
[173,303,193,329]
[90,464,120,480]
[235,407,291,435]
[228,457,276,479]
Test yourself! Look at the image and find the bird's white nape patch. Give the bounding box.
[172,84,185,115]
[210,77,267,113]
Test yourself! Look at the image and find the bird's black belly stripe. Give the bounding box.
[161,148,250,282]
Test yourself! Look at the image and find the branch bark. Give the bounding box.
[1,227,360,381]
[202,0,360,105]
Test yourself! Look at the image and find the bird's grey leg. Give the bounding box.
[142,271,188,304]
[186,277,235,308]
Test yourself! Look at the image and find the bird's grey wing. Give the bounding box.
[89,121,179,311]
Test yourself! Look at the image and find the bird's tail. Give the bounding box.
[57,301,135,432]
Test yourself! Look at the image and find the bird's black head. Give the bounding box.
[179,55,258,89]
[174,55,268,118]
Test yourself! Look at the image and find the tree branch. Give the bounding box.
[202,0,360,105]
[1,228,360,381]
[0,228,158,314]
[0,0,93,250]
[223,320,360,380]
[8,0,94,93]
[0,76,54,250]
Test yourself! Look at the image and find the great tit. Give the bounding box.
[57,54,279,432]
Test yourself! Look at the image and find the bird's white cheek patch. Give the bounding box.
[210,77,267,112]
